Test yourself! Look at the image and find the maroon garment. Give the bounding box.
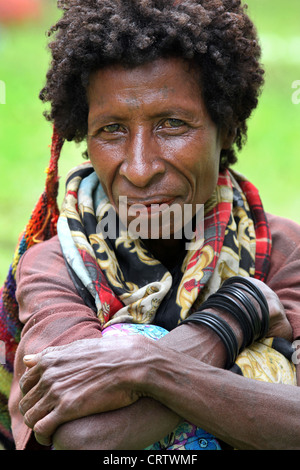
[265,214,300,338]
[8,213,300,449]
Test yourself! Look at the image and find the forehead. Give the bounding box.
[87,57,203,109]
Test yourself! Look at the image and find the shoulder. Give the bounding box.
[266,214,300,339]
[16,235,69,286]
[266,212,300,289]
[267,213,300,260]
[267,212,300,239]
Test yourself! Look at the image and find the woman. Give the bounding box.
[5,0,300,450]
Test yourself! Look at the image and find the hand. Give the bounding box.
[245,278,292,341]
[19,336,148,446]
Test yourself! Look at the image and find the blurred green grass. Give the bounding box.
[0,0,299,285]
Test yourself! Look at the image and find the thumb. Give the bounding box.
[22,344,68,368]
[23,353,40,368]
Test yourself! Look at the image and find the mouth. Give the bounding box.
[113,194,198,240]
[122,196,176,206]
[121,197,177,215]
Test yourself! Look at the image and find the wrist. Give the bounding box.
[158,320,240,369]
[126,335,167,398]
[178,276,270,369]
[203,308,244,351]
[139,339,181,400]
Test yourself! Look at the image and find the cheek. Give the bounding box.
[187,139,220,203]
[87,140,118,192]
[193,162,218,204]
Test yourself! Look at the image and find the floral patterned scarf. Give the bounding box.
[57,161,272,331]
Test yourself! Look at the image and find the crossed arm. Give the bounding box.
[18,276,300,450]
[19,315,300,450]
[13,232,300,450]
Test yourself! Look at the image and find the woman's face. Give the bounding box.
[87,57,228,238]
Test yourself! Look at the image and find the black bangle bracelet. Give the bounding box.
[179,277,270,370]
[222,276,269,338]
[237,283,269,338]
[198,293,254,350]
[222,276,269,313]
[237,285,269,339]
[217,286,261,340]
[179,311,239,369]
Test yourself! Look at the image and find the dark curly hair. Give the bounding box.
[40,0,264,170]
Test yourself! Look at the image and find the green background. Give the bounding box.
[0,0,300,284]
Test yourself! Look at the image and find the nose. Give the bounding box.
[119,128,165,187]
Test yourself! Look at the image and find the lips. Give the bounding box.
[110,194,174,216]
[125,197,176,214]
[117,196,178,220]
[122,197,176,206]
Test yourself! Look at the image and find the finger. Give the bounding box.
[33,408,64,447]
[19,383,45,417]
[34,431,52,447]
[19,366,41,396]
[22,394,55,430]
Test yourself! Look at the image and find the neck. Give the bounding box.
[142,237,186,270]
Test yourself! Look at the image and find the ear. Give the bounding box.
[220,127,237,150]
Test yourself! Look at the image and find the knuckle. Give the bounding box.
[38,354,51,371]
[23,409,35,429]
[33,419,50,437]
[57,391,72,413]
[19,400,25,416]
[19,375,26,394]
[39,370,52,390]
[49,381,61,401]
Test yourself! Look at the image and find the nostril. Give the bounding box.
[119,158,165,188]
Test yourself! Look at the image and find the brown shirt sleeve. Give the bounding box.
[266,213,300,340]
[8,235,103,450]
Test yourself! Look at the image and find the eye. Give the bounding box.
[157,118,188,134]
[92,123,126,140]
[101,124,124,133]
[164,118,185,128]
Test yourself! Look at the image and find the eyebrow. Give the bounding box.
[88,114,127,130]
[149,107,200,121]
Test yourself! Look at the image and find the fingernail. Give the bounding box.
[23,354,36,362]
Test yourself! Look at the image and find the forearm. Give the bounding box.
[53,398,181,450]
[28,277,295,449]
[145,343,300,450]
[51,305,247,450]
[52,321,232,450]
[55,331,300,451]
